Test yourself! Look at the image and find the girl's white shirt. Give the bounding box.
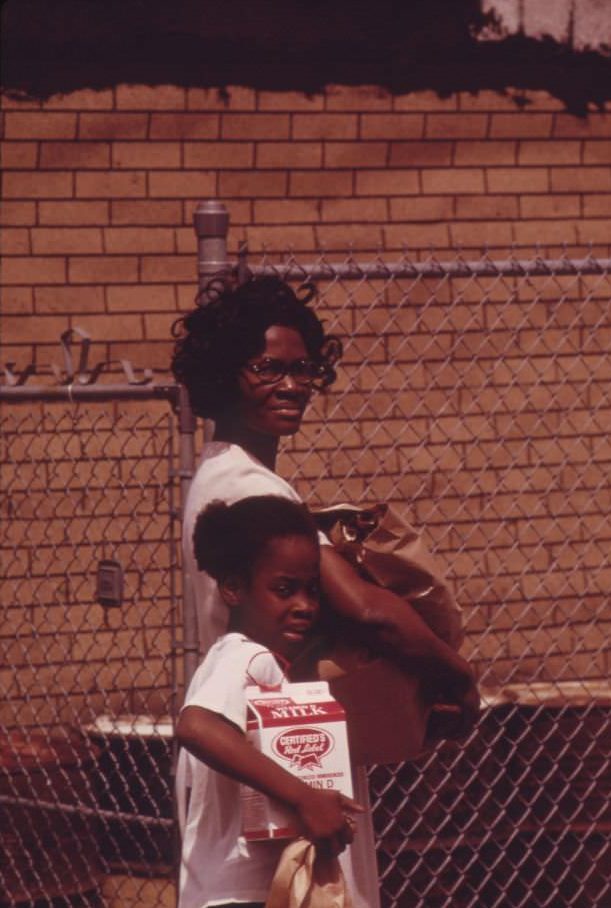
[176,633,286,908]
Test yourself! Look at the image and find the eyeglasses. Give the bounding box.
[242,357,326,387]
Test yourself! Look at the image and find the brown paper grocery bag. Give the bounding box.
[317,642,431,765]
[265,838,352,908]
[315,503,463,650]
[306,504,470,765]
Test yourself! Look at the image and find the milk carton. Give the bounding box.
[241,680,353,840]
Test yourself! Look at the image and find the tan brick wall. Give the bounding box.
[1,84,610,717]
[2,84,610,368]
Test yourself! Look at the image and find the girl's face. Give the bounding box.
[225,534,320,659]
[235,325,314,437]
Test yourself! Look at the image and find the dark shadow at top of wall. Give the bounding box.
[1,0,610,113]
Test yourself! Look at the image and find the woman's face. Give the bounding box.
[235,325,313,437]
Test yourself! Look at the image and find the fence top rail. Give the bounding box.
[0,381,180,404]
[247,255,611,282]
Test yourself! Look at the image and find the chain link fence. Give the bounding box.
[262,249,610,908]
[1,233,610,908]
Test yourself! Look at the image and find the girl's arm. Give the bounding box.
[319,545,479,728]
[177,705,362,852]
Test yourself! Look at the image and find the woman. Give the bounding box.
[171,275,478,725]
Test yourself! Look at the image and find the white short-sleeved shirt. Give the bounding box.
[176,633,287,908]
[183,441,326,656]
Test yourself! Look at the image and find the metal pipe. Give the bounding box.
[193,199,230,299]
[0,383,178,403]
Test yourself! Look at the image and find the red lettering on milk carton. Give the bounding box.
[272,726,334,770]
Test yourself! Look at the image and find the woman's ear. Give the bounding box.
[218,574,245,608]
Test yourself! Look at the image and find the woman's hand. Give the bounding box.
[294,787,364,856]
[424,653,481,738]
[427,683,481,740]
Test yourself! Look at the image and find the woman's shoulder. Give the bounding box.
[188,442,299,508]
[194,442,267,482]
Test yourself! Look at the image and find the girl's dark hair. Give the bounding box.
[171,276,342,419]
[193,495,319,582]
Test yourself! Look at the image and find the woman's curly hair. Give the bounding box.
[171,276,342,420]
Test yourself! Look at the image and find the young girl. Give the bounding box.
[176,495,362,908]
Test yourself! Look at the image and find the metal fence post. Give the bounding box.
[177,384,198,690]
[179,201,232,693]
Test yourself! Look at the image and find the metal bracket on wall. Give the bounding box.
[51,327,93,384]
[120,359,154,385]
[1,327,163,398]
[2,362,36,387]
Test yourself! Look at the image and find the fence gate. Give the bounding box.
[0,381,192,908]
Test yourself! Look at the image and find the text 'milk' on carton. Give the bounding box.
[241,680,353,840]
